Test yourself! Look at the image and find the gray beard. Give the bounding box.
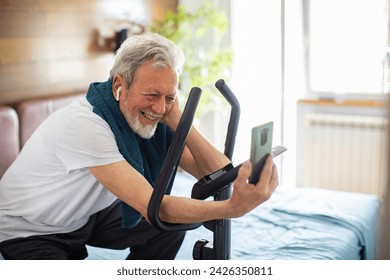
[123,108,157,139]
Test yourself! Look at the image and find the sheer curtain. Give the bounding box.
[181,0,305,186]
[230,0,304,185]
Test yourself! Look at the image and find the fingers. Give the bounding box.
[236,161,251,186]
[230,157,279,217]
[257,155,274,185]
[256,155,279,200]
[270,162,279,187]
[237,156,277,188]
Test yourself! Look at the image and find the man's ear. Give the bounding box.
[115,87,121,101]
[112,75,125,100]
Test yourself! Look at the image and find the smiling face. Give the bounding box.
[115,60,178,139]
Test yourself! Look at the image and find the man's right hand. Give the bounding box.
[228,155,279,217]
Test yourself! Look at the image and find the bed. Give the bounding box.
[87,172,381,260]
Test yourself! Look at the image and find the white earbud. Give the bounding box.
[116,87,121,101]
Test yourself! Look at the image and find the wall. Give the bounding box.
[296,99,388,198]
[0,0,148,105]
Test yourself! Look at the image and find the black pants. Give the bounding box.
[0,200,186,260]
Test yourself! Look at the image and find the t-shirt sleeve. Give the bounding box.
[56,113,125,173]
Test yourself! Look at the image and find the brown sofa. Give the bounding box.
[0,105,19,178]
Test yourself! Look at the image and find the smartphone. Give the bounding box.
[249,122,273,184]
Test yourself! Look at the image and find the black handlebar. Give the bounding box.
[191,80,241,200]
[147,80,241,232]
[147,87,203,232]
[215,79,240,161]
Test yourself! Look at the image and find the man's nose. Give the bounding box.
[152,97,166,115]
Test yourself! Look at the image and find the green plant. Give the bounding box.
[149,1,233,117]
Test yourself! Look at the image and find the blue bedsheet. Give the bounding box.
[173,173,381,260]
[86,172,381,260]
[259,188,380,259]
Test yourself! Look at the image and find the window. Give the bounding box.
[303,0,389,97]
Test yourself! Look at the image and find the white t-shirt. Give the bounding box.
[0,97,124,242]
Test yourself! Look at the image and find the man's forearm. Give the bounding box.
[159,194,234,224]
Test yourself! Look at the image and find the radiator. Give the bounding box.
[298,113,388,199]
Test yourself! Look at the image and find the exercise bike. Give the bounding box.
[147,79,243,260]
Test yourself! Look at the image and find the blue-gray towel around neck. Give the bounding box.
[86,79,175,228]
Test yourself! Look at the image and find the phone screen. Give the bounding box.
[249,122,273,184]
